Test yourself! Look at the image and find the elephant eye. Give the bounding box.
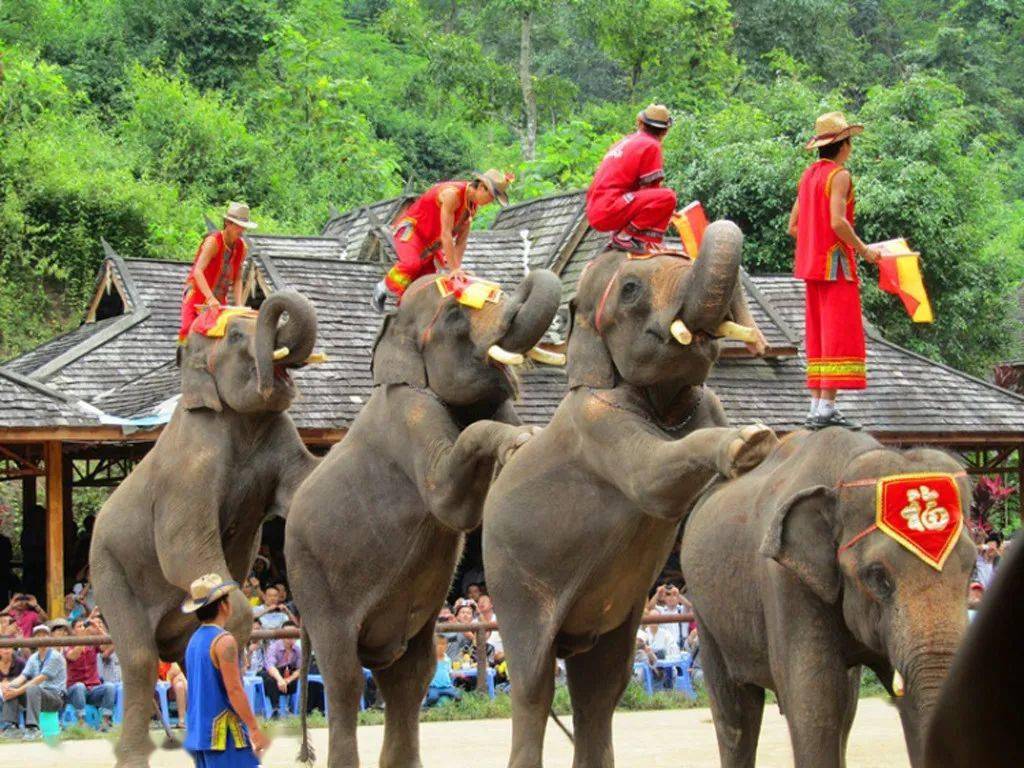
[860,563,895,600]
[619,279,642,304]
[228,328,245,344]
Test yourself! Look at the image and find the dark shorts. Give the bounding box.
[189,748,260,768]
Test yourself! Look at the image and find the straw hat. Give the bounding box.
[181,573,238,614]
[804,111,863,150]
[637,104,673,130]
[474,169,513,207]
[224,202,258,230]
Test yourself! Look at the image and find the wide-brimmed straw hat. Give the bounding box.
[637,104,673,130]
[804,111,863,150]
[474,169,513,207]
[181,573,238,614]
[224,202,258,230]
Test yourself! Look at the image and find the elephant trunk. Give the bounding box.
[893,637,962,766]
[255,291,318,397]
[681,220,744,334]
[495,269,562,353]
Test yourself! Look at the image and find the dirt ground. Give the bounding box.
[0,698,910,767]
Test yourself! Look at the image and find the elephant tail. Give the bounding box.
[549,708,574,743]
[296,625,316,765]
[155,697,181,750]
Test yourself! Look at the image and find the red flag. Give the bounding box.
[672,201,708,259]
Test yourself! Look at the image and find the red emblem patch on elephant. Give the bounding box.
[875,473,964,571]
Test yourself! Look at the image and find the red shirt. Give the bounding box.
[66,646,101,687]
[187,231,246,302]
[394,181,475,259]
[794,159,857,282]
[13,609,40,638]
[586,132,665,218]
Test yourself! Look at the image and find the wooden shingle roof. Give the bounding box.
[0,368,93,428]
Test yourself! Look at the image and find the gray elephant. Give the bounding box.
[681,427,974,768]
[286,268,563,768]
[90,291,320,768]
[483,221,777,768]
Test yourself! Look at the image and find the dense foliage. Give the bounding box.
[0,0,1021,374]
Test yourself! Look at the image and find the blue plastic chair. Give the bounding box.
[155,681,174,728]
[260,681,300,718]
[242,676,265,718]
[450,667,497,698]
[62,703,100,729]
[633,663,655,695]
[113,683,124,725]
[655,654,696,700]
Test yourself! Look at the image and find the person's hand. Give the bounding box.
[207,296,222,309]
[250,727,271,759]
[277,679,287,694]
[859,245,881,264]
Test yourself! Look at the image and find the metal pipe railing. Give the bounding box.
[0,612,696,696]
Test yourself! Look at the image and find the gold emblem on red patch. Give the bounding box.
[875,473,964,570]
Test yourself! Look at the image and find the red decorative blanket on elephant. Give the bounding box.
[188,306,258,339]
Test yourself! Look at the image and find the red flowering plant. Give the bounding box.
[968,475,1016,538]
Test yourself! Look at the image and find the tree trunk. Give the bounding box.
[519,9,537,161]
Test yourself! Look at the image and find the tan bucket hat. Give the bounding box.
[805,111,863,150]
[181,573,238,614]
[474,169,513,207]
[638,104,673,130]
[224,202,258,229]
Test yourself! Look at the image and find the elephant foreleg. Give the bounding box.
[700,626,765,768]
[311,624,364,768]
[373,620,437,768]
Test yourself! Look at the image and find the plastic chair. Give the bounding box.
[155,681,174,728]
[243,676,265,718]
[62,703,100,729]
[450,667,497,698]
[633,663,655,695]
[113,683,124,725]
[654,655,696,700]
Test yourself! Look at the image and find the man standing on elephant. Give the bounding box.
[178,202,257,343]
[586,104,678,254]
[788,112,880,430]
[181,574,269,768]
[370,170,514,312]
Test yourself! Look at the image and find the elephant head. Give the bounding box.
[371,269,563,411]
[760,446,975,765]
[180,290,318,414]
[567,220,761,390]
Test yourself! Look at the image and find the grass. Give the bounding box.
[0,674,893,744]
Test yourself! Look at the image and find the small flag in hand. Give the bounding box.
[672,201,708,259]
[873,239,934,323]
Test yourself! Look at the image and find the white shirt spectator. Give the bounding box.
[974,557,995,589]
[641,625,680,661]
[656,604,689,649]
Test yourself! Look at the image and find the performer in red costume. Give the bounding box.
[789,112,880,430]
[586,104,678,254]
[371,170,513,312]
[178,202,255,343]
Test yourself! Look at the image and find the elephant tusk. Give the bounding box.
[272,346,290,361]
[487,345,525,366]
[715,321,758,344]
[670,319,693,345]
[892,670,905,698]
[304,352,329,365]
[527,347,566,366]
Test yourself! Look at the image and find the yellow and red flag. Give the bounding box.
[873,239,934,323]
[672,201,709,259]
[435,271,502,309]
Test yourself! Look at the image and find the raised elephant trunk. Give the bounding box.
[494,269,562,353]
[681,220,744,334]
[255,291,318,397]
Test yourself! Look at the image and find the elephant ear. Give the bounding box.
[566,298,616,389]
[371,313,427,388]
[179,337,223,412]
[759,485,841,604]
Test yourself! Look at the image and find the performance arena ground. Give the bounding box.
[3,698,910,767]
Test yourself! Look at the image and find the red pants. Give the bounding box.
[587,187,677,244]
[384,234,442,296]
[804,279,866,390]
[178,287,203,343]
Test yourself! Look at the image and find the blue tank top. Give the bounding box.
[183,624,250,752]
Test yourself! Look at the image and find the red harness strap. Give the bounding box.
[594,264,625,335]
[835,471,968,558]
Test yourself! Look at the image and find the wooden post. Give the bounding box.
[44,441,64,619]
[475,626,488,694]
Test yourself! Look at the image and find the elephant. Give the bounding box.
[680,427,975,768]
[924,529,1023,767]
[482,221,778,768]
[285,268,563,768]
[90,291,320,768]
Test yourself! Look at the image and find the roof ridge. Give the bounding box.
[492,189,586,223]
[0,366,81,406]
[93,360,178,401]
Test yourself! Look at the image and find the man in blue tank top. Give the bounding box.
[181,574,270,767]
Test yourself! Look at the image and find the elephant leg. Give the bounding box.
[837,667,860,768]
[564,606,643,768]
[500,618,557,768]
[777,653,850,768]
[373,620,437,768]
[310,619,364,768]
[95,563,158,768]
[700,627,764,768]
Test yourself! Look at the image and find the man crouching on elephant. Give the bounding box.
[682,427,974,768]
[484,220,777,768]
[286,267,563,768]
[91,291,321,768]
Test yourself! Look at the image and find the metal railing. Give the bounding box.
[0,613,695,696]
